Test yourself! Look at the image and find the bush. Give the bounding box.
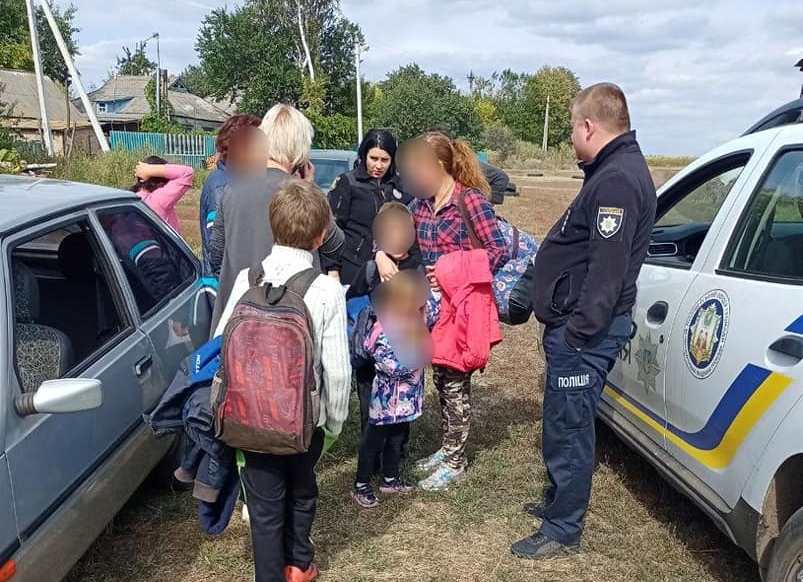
[483,123,516,162]
[53,150,208,191]
[308,112,357,150]
[498,139,577,171]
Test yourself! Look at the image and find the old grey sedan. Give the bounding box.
[0,176,211,582]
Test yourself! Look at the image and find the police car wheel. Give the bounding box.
[767,507,803,582]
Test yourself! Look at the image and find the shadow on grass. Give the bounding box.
[312,380,537,571]
[594,421,760,582]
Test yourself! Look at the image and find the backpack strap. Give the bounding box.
[248,263,265,287]
[455,189,483,251]
[283,268,319,299]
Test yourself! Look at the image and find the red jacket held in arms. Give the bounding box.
[431,249,502,372]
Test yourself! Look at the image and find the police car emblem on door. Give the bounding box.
[597,207,624,238]
[684,289,730,379]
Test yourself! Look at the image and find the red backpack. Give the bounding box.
[212,265,320,455]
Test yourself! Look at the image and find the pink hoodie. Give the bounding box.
[136,164,194,233]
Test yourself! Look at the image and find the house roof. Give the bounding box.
[86,75,231,124]
[0,69,91,131]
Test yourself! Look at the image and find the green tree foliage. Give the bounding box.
[176,64,210,98]
[195,0,363,117]
[115,42,156,77]
[523,66,581,147]
[140,78,183,133]
[0,1,79,83]
[370,64,481,144]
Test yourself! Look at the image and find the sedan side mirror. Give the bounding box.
[15,378,103,416]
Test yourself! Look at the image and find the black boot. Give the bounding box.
[510,532,580,560]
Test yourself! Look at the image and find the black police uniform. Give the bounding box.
[530,130,657,546]
[325,164,410,284]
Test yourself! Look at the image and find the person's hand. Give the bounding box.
[327,270,341,282]
[294,160,316,183]
[135,162,151,181]
[425,264,440,293]
[376,251,399,282]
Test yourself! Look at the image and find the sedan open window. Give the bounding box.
[10,219,129,392]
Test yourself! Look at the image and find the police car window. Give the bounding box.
[725,150,803,281]
[649,156,748,268]
[10,220,128,392]
[98,207,195,317]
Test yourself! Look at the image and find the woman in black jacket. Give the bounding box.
[325,129,412,284]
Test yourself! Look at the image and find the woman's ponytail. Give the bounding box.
[449,138,491,196]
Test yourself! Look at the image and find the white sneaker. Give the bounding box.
[414,448,447,473]
[418,465,466,491]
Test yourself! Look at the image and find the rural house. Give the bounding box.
[82,75,231,132]
[0,69,99,155]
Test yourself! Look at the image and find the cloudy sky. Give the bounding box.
[71,0,803,155]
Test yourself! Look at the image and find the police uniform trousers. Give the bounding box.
[538,313,631,545]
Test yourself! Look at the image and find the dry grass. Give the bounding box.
[67,174,758,582]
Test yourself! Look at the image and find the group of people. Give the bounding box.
[130,82,657,582]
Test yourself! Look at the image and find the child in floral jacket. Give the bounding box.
[352,270,439,508]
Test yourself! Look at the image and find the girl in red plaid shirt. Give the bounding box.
[382,131,508,490]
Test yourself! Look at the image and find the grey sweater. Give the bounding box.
[209,168,344,332]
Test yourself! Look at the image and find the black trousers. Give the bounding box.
[242,429,325,582]
[538,315,631,546]
[356,422,410,483]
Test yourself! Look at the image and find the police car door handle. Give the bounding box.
[768,337,803,364]
[647,301,669,325]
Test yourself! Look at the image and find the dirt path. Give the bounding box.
[67,174,758,582]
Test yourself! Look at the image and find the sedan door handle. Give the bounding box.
[768,337,803,364]
[647,301,669,325]
[134,355,153,377]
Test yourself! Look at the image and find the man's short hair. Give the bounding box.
[572,83,631,134]
[269,179,331,251]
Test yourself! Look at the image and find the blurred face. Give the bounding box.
[375,215,415,259]
[366,147,392,179]
[228,128,268,174]
[398,143,446,199]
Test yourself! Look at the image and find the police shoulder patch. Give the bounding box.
[596,206,625,239]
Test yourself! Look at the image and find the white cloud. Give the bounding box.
[65,0,803,155]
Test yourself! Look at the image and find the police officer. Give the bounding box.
[325,129,411,285]
[511,83,657,559]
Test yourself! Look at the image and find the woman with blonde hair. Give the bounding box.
[209,103,344,331]
[395,131,508,491]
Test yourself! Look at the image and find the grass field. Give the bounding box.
[66,173,760,582]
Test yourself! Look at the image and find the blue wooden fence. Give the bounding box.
[109,131,216,168]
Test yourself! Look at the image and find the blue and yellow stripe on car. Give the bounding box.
[604,364,793,470]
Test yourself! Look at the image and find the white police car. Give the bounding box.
[600,121,803,581]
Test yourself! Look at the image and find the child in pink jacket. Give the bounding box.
[131,156,194,233]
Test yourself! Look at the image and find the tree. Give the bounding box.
[176,64,210,98]
[115,42,156,77]
[195,0,363,116]
[0,1,79,82]
[370,64,482,144]
[522,66,581,146]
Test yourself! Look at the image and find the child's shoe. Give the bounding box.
[285,563,319,582]
[379,476,415,494]
[351,482,379,508]
[418,465,465,491]
[414,448,446,473]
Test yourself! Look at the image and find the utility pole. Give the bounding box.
[355,42,363,144]
[155,33,161,116]
[25,0,54,156]
[467,70,475,94]
[38,0,109,151]
[542,94,550,152]
[796,58,803,98]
